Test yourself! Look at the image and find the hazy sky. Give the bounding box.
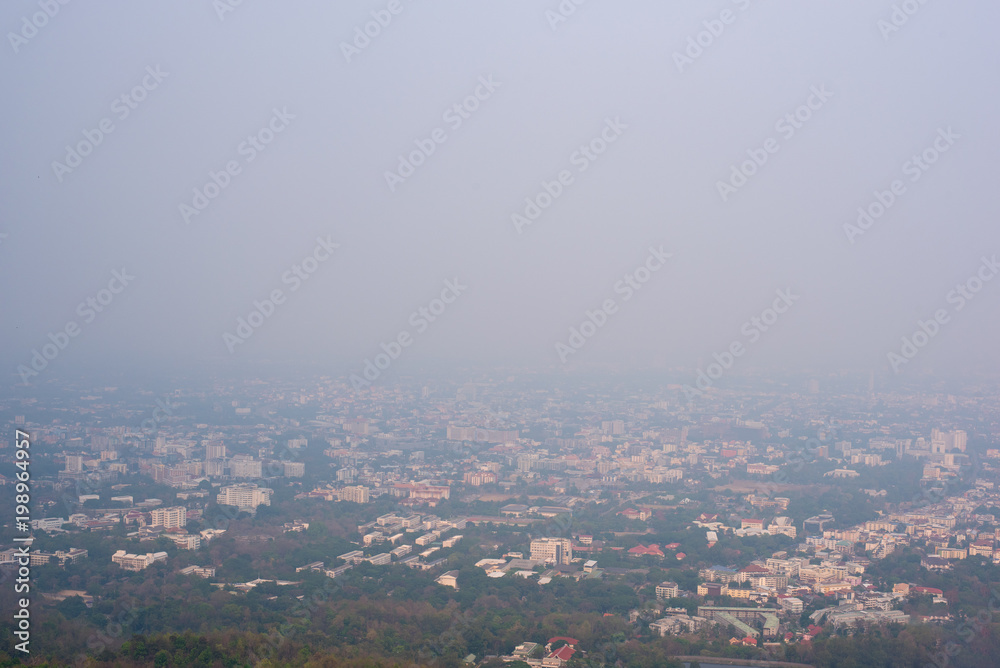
[2,1,999,385]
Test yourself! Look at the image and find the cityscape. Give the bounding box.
[3,370,1000,666]
[3,1,1000,666]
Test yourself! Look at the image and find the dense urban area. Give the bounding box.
[3,370,1000,667]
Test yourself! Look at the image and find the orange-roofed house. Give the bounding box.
[628,544,664,557]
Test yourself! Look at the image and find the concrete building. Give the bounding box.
[205,443,226,459]
[339,485,370,503]
[217,483,272,509]
[112,550,167,571]
[150,506,187,529]
[436,570,460,589]
[229,455,263,478]
[530,537,573,565]
[283,461,305,477]
[656,581,679,599]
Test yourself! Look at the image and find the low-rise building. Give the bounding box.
[111,550,167,571]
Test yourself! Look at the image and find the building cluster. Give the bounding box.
[6,374,998,654]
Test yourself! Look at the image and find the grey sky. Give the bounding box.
[2,1,999,384]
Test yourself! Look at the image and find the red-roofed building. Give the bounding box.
[628,544,664,557]
[676,552,686,560]
[664,542,681,550]
[741,518,764,530]
[544,645,576,666]
[738,563,769,581]
[912,586,944,595]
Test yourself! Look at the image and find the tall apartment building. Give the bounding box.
[150,506,187,529]
[283,461,305,477]
[204,459,226,477]
[65,454,84,472]
[217,483,272,509]
[229,455,262,478]
[463,471,497,486]
[530,537,572,565]
[339,486,370,503]
[205,442,226,459]
[602,420,625,435]
[931,429,967,453]
[948,430,967,452]
[656,582,679,599]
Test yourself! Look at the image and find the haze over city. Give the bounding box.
[4,2,1000,667]
[2,1,999,382]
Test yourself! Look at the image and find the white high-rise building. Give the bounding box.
[217,483,272,509]
[932,429,967,453]
[150,506,187,529]
[229,456,262,478]
[602,420,625,435]
[949,430,967,453]
[530,537,572,565]
[204,460,226,477]
[205,443,226,459]
[339,486,370,503]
